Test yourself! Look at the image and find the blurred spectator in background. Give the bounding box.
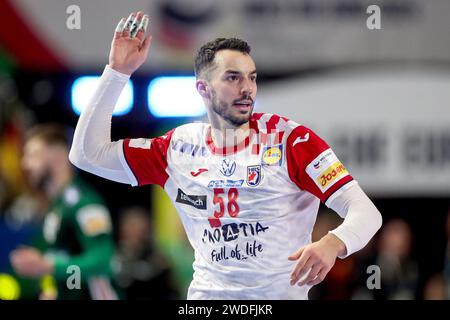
[424,209,450,300]
[423,273,445,300]
[0,75,28,215]
[114,206,179,300]
[9,124,119,300]
[0,75,46,300]
[347,219,419,300]
[373,219,419,300]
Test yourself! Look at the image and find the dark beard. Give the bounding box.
[31,169,53,194]
[211,90,253,127]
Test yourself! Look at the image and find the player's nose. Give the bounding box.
[240,81,253,96]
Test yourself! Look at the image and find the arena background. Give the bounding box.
[1,0,449,300]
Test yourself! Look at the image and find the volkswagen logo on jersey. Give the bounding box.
[219,159,236,177]
[247,165,262,187]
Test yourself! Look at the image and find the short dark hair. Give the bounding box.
[194,38,252,78]
[25,123,69,148]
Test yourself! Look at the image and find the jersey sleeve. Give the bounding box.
[286,125,353,203]
[120,129,175,187]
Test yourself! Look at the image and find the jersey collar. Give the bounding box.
[205,117,259,156]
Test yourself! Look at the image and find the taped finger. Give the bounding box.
[115,18,126,35]
[123,13,136,36]
[130,16,141,38]
[138,15,150,34]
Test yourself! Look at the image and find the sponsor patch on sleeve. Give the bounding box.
[76,205,112,236]
[305,148,349,193]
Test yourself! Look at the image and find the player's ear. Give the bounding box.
[196,79,210,99]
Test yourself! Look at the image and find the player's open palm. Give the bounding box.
[109,11,151,75]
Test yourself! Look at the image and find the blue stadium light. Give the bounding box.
[147,76,206,117]
[71,76,133,116]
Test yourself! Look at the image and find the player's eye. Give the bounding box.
[250,75,257,82]
[227,75,239,81]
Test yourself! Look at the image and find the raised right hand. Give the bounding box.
[109,11,152,75]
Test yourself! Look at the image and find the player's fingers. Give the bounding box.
[122,12,136,38]
[130,11,143,38]
[134,14,149,41]
[293,259,316,285]
[114,17,126,39]
[289,250,311,284]
[290,256,314,286]
[288,246,305,261]
[140,35,152,56]
[299,264,321,286]
[306,269,327,286]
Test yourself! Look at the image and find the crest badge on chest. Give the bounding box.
[247,165,263,187]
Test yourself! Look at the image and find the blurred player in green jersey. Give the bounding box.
[10,124,118,300]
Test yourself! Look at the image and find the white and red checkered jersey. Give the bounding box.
[120,112,354,299]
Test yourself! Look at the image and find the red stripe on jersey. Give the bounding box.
[251,143,260,155]
[260,132,268,144]
[206,119,258,156]
[322,175,354,203]
[273,131,285,145]
[251,113,264,121]
[286,125,353,203]
[123,129,175,187]
[266,114,281,133]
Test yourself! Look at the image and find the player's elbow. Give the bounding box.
[363,201,383,240]
[68,142,92,173]
[68,144,82,168]
[373,207,383,234]
[68,135,98,171]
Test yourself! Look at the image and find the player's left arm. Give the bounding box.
[288,183,382,286]
[286,125,382,286]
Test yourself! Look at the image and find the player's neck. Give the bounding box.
[209,120,250,149]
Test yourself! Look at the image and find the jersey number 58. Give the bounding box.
[209,188,240,227]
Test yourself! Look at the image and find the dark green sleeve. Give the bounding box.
[51,205,115,281]
[52,236,114,281]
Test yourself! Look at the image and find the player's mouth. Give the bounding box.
[232,100,253,111]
